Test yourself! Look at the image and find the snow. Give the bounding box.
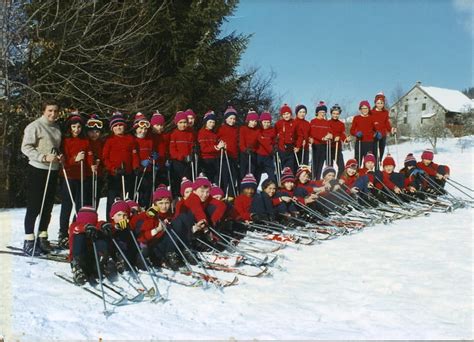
[420,86,473,113]
[0,137,473,340]
[421,112,436,119]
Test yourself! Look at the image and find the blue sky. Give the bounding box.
[222,0,472,119]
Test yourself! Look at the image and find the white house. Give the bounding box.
[390,82,473,136]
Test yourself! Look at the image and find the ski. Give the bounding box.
[2,246,69,263]
[144,269,204,287]
[203,262,268,277]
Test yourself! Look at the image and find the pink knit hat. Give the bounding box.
[210,184,225,197]
[363,153,376,164]
[174,111,188,124]
[359,100,371,109]
[180,177,193,196]
[76,206,98,225]
[193,174,211,190]
[153,185,172,202]
[259,111,272,122]
[150,111,165,126]
[125,199,140,211]
[110,200,130,218]
[185,109,196,118]
[421,149,434,161]
[246,109,259,122]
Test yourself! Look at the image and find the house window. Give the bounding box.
[404,104,408,112]
[403,115,407,124]
[422,103,426,111]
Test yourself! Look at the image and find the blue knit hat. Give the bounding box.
[224,106,237,120]
[109,111,126,129]
[203,110,216,124]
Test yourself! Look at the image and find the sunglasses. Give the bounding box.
[136,120,150,129]
[86,119,103,129]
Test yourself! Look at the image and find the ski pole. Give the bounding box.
[134,168,147,202]
[294,150,300,167]
[218,148,224,188]
[358,140,361,167]
[447,178,474,192]
[80,159,84,208]
[445,179,474,200]
[92,241,113,316]
[248,152,251,174]
[151,159,156,206]
[334,142,339,173]
[224,150,237,196]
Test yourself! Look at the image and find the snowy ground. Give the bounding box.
[0,137,473,340]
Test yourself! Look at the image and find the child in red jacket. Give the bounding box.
[294,104,310,166]
[198,111,226,184]
[275,104,297,173]
[217,106,239,197]
[309,101,333,180]
[239,109,260,179]
[233,173,257,222]
[255,111,276,185]
[59,113,92,247]
[150,111,170,186]
[371,92,396,163]
[329,104,348,177]
[416,149,450,192]
[86,115,105,212]
[102,112,139,220]
[339,159,360,195]
[351,101,379,167]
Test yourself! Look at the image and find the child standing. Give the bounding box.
[255,111,276,184]
[350,100,377,167]
[371,92,396,163]
[198,110,226,183]
[328,104,347,177]
[309,101,333,180]
[275,104,297,172]
[150,111,170,186]
[217,106,239,197]
[239,110,260,179]
[294,104,311,167]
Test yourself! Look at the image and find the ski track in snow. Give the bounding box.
[0,137,472,340]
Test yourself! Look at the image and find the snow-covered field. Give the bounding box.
[0,137,472,340]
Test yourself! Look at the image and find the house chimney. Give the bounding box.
[416,81,422,86]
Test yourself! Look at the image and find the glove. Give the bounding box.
[356,131,363,139]
[115,218,129,230]
[85,223,98,240]
[146,207,158,218]
[134,168,142,176]
[374,131,382,140]
[141,159,151,168]
[411,169,425,176]
[100,222,113,238]
[150,151,159,161]
[115,167,126,176]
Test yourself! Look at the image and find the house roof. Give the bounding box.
[419,86,472,113]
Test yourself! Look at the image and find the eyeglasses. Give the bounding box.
[136,120,150,129]
[86,119,103,129]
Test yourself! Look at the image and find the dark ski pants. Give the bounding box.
[331,143,345,177]
[59,177,92,236]
[106,173,135,221]
[312,144,326,180]
[355,141,373,167]
[255,154,276,185]
[135,171,153,209]
[373,137,387,170]
[24,165,59,235]
[170,160,192,197]
[277,150,295,174]
[220,156,238,197]
[240,152,257,180]
[200,158,219,184]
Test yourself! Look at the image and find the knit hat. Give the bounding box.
[210,184,225,198]
[180,177,193,196]
[382,154,396,167]
[240,173,257,190]
[359,100,371,109]
[185,109,196,118]
[315,101,327,114]
[86,114,104,131]
[109,111,126,129]
[322,166,336,178]
[421,149,434,161]
[150,111,165,126]
[296,165,312,180]
[133,112,150,129]
[374,92,386,103]
[203,110,216,123]
[193,173,212,190]
[404,153,417,167]
[280,167,295,184]
[125,199,140,211]
[246,109,259,122]
[224,106,237,119]
[364,152,376,164]
[279,103,292,116]
[345,158,358,169]
[67,113,84,126]
[110,200,130,218]
[174,111,188,124]
[76,206,98,225]
[153,184,172,202]
[295,104,307,115]
[259,111,272,122]
[330,104,342,114]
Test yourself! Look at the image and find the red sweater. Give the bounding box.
[375,171,397,191]
[328,119,347,148]
[309,118,332,145]
[256,127,276,156]
[217,124,239,159]
[169,129,194,161]
[61,137,92,179]
[340,173,358,191]
[130,211,165,244]
[88,138,105,177]
[275,119,296,151]
[370,109,391,136]
[239,126,260,153]
[233,194,253,221]
[350,115,377,142]
[102,134,139,174]
[135,135,154,173]
[294,118,311,149]
[152,132,169,167]
[416,161,440,177]
[198,128,219,159]
[178,193,226,225]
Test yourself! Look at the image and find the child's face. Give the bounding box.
[177,120,188,131]
[297,109,306,119]
[187,116,195,127]
[316,110,326,119]
[152,124,163,134]
[360,106,370,115]
[282,112,292,121]
[383,165,394,173]
[212,194,223,201]
[135,126,148,138]
[225,115,236,126]
[331,111,340,120]
[298,171,310,184]
[194,186,210,202]
[283,181,294,191]
[87,129,101,141]
[242,187,255,197]
[70,123,82,137]
[112,211,128,223]
[375,100,385,110]
[112,124,125,135]
[347,167,357,176]
[248,120,257,128]
[323,172,336,182]
[183,187,193,199]
[263,183,277,197]
[365,161,375,170]
[261,120,271,129]
[154,198,171,213]
[205,120,216,130]
[422,159,431,166]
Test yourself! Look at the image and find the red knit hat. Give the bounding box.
[76,206,98,225]
[133,112,150,129]
[193,174,212,190]
[279,103,292,116]
[296,165,312,180]
[110,200,130,218]
[280,167,295,184]
[246,109,259,122]
[185,109,196,118]
[359,100,371,109]
[382,154,396,167]
[374,92,386,103]
[210,184,225,197]
[125,199,140,211]
[180,177,193,196]
[345,158,358,169]
[364,153,376,164]
[153,184,172,202]
[174,111,188,124]
[150,111,165,126]
[421,149,434,161]
[259,111,272,122]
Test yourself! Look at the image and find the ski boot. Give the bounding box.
[181,248,198,266]
[71,258,87,285]
[114,253,126,274]
[57,232,69,250]
[165,251,185,271]
[23,239,42,256]
[37,236,52,254]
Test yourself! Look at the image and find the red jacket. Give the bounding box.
[328,119,347,148]
[256,127,276,156]
[102,134,139,174]
[239,126,260,153]
[152,132,169,167]
[294,118,310,149]
[198,128,219,159]
[130,211,165,244]
[340,173,358,191]
[135,135,154,173]
[309,118,332,145]
[178,193,226,225]
[416,161,440,177]
[217,124,239,159]
[169,128,194,161]
[233,194,253,221]
[350,115,377,142]
[275,119,296,151]
[370,109,391,136]
[88,138,105,177]
[61,137,92,179]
